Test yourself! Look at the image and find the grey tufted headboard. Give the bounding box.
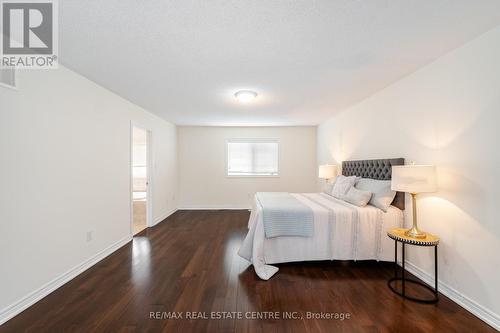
[342,158,405,210]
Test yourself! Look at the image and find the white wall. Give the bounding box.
[317,26,500,327]
[0,66,177,319]
[178,126,317,208]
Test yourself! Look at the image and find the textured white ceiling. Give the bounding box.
[60,1,500,126]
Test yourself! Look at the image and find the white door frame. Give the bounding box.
[130,121,153,236]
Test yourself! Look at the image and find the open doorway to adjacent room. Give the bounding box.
[131,125,151,235]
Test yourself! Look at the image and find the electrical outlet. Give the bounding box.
[86,231,93,242]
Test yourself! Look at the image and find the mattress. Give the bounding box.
[238,192,403,280]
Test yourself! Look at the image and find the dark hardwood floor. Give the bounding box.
[1,210,495,333]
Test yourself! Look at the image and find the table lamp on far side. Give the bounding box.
[318,165,337,183]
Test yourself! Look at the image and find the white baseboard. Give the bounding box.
[153,208,178,226]
[405,260,499,331]
[177,207,250,210]
[0,235,132,326]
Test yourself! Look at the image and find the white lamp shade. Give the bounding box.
[391,165,437,193]
[318,165,337,180]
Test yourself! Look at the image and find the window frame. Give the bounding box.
[225,138,280,178]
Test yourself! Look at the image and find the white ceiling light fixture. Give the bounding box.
[235,90,258,103]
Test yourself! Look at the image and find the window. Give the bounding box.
[227,139,279,176]
[0,67,17,89]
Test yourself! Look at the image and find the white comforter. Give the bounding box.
[238,193,403,280]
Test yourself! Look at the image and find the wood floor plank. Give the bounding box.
[1,210,496,333]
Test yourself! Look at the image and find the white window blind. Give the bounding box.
[227,140,279,176]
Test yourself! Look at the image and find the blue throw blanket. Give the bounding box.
[256,192,314,238]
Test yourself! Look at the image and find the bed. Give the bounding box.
[238,158,405,280]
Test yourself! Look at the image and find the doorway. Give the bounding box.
[131,126,151,235]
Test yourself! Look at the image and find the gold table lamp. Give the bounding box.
[318,164,338,184]
[391,165,437,239]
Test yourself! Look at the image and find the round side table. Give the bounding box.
[387,228,440,304]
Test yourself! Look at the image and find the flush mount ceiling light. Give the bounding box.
[234,90,258,103]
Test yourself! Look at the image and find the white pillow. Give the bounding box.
[343,187,372,207]
[355,178,396,212]
[331,175,357,199]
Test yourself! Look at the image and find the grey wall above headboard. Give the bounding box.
[342,158,405,210]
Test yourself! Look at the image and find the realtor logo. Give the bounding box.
[1,0,58,68]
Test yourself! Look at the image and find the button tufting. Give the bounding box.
[341,158,405,210]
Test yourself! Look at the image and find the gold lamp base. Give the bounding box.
[405,226,426,239]
[405,193,427,239]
